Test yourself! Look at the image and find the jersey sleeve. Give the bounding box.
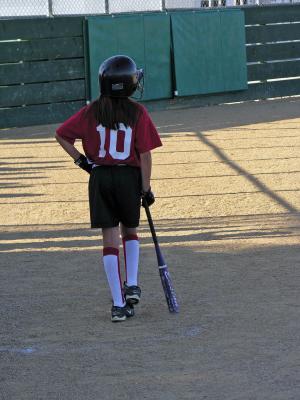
[56,106,86,145]
[135,106,162,154]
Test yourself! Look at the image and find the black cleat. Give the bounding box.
[124,283,141,305]
[111,304,134,322]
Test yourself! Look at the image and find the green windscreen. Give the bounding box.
[86,13,172,101]
[171,9,247,96]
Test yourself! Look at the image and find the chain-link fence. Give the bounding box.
[0,0,49,17]
[1,0,300,18]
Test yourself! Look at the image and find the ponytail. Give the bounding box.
[89,96,141,130]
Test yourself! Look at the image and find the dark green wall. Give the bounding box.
[145,5,300,111]
[0,17,86,128]
[1,5,300,128]
[87,10,247,101]
[171,9,247,96]
[87,13,172,101]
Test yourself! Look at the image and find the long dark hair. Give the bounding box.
[89,96,141,130]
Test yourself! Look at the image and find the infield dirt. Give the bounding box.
[1,98,299,400]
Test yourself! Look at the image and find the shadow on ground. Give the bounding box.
[1,213,299,400]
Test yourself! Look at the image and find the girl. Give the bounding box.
[55,55,162,322]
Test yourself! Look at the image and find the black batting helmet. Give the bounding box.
[99,55,143,98]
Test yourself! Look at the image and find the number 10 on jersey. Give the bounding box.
[97,123,132,161]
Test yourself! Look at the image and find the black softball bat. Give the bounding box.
[144,200,179,313]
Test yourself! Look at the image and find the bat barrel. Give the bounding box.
[159,267,179,313]
[144,200,179,314]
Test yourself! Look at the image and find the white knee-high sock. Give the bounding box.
[103,247,125,307]
[123,235,139,286]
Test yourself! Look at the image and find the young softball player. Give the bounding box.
[55,55,162,322]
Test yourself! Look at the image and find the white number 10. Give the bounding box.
[97,123,132,160]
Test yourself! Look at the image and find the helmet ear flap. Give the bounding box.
[134,69,144,100]
[137,69,144,82]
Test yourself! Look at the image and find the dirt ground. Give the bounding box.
[0,98,299,400]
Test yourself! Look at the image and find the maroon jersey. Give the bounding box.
[56,103,162,167]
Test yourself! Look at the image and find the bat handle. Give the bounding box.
[144,200,166,267]
[143,200,159,246]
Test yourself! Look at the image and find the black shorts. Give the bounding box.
[89,166,142,229]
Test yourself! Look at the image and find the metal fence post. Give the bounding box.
[105,0,109,14]
[162,0,166,10]
[48,0,54,17]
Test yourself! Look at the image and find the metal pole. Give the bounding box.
[48,0,54,17]
[162,0,166,11]
[105,0,109,14]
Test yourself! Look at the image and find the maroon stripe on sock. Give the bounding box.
[123,234,138,242]
[122,238,128,283]
[103,247,119,257]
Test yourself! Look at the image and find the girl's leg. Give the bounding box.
[102,226,124,307]
[102,226,120,248]
[121,224,140,287]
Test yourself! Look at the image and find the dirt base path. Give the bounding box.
[1,98,299,400]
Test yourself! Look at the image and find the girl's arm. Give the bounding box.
[55,134,92,174]
[140,151,152,192]
[55,133,81,161]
